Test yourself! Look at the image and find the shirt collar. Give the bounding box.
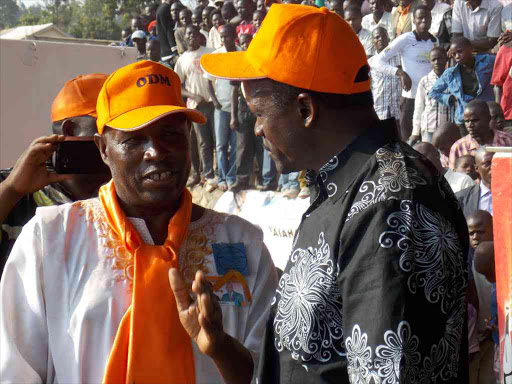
[413,30,437,42]
[397,2,412,14]
[315,118,399,204]
[429,70,441,79]
[466,0,488,11]
[480,181,490,197]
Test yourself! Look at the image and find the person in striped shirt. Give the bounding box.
[411,46,454,144]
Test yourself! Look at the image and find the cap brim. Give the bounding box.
[200,51,267,81]
[106,105,206,131]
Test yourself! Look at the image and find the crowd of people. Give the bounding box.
[0,0,512,383]
[116,0,512,201]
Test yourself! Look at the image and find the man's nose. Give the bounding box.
[254,120,264,137]
[144,139,169,161]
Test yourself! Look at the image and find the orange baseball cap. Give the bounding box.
[96,61,206,134]
[200,4,370,94]
[51,73,108,123]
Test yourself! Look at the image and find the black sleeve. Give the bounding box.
[156,4,176,56]
[338,198,468,383]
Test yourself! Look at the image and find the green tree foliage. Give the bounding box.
[0,0,21,30]
[16,0,158,40]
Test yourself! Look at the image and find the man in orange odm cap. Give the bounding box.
[0,73,111,277]
[0,60,278,384]
[202,4,469,383]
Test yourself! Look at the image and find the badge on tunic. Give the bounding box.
[211,242,248,276]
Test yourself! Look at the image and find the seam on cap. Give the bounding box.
[265,10,318,86]
[308,11,327,91]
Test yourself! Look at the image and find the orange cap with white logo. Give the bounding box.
[200,4,370,94]
[51,73,108,122]
[96,61,206,134]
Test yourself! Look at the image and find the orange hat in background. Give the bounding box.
[96,61,206,134]
[51,73,108,122]
[200,4,370,94]
[148,20,157,32]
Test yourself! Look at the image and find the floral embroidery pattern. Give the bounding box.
[340,200,467,383]
[379,201,466,313]
[78,199,225,287]
[273,232,344,363]
[319,156,340,197]
[346,143,427,222]
[179,210,224,286]
[77,199,134,283]
[345,318,464,384]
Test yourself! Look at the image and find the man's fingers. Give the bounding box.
[200,290,215,317]
[169,268,192,312]
[32,135,66,145]
[46,173,73,184]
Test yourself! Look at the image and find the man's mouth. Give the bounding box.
[143,170,177,182]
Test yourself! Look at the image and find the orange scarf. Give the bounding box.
[396,2,412,36]
[100,180,195,384]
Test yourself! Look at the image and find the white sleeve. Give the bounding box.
[451,0,463,34]
[412,77,427,136]
[174,56,186,84]
[372,34,408,76]
[243,243,278,384]
[460,173,476,190]
[487,4,503,38]
[0,216,52,383]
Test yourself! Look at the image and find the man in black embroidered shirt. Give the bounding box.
[201,4,469,383]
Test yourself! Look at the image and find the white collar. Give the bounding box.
[480,182,491,197]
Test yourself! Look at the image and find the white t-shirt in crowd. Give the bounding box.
[372,31,438,98]
[443,168,476,193]
[204,46,241,112]
[174,46,214,109]
[362,11,393,35]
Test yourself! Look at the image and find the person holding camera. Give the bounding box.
[0,74,111,278]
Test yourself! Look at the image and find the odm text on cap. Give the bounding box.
[136,74,171,88]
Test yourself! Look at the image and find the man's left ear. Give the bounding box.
[94,133,109,166]
[297,93,316,128]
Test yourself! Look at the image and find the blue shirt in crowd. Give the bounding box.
[428,54,495,125]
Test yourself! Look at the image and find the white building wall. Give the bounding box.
[0,39,137,168]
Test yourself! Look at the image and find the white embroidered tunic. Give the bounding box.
[0,200,278,384]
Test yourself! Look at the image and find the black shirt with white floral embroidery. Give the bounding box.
[258,119,469,384]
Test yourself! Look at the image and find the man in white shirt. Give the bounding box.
[0,60,278,384]
[175,25,217,192]
[345,6,375,57]
[362,0,393,34]
[206,24,239,191]
[411,46,454,143]
[414,141,475,193]
[368,27,402,120]
[373,5,438,140]
[424,0,451,36]
[452,0,503,52]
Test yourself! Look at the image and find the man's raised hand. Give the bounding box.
[169,268,226,358]
[4,135,72,198]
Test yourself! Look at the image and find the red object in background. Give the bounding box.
[491,150,512,384]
